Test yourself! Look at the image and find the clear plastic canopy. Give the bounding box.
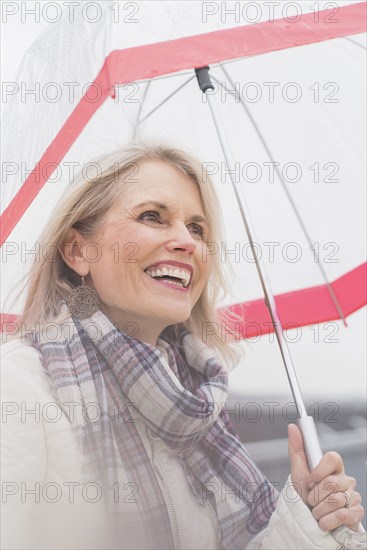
[1,0,366,397]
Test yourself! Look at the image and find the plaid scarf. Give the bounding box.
[27,303,277,550]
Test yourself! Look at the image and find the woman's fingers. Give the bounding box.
[307,476,364,532]
[307,474,356,506]
[316,496,365,532]
[308,451,345,484]
[311,489,361,520]
[287,428,365,531]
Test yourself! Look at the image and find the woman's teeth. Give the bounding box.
[145,266,191,287]
[160,279,185,288]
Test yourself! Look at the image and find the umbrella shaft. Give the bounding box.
[205,91,308,416]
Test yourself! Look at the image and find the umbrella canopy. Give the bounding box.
[1,0,366,397]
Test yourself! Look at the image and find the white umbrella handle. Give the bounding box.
[297,416,323,469]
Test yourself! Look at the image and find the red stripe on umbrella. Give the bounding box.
[219,262,366,339]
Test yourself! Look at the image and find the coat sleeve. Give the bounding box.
[247,476,367,550]
[0,342,48,549]
[0,341,123,550]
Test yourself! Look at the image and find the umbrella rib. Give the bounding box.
[216,66,348,327]
[137,75,196,125]
[132,80,151,140]
[343,36,366,50]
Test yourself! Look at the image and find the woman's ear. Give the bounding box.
[60,228,89,276]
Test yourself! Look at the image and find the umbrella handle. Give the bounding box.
[298,416,365,534]
[297,415,323,470]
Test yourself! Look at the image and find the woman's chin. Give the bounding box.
[156,308,191,326]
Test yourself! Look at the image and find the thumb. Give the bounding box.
[288,423,311,504]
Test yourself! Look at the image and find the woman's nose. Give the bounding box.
[166,223,197,255]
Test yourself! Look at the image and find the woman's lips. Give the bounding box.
[144,271,190,293]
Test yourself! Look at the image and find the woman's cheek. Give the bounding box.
[201,245,213,276]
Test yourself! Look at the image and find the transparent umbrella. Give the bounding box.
[1,0,366,468]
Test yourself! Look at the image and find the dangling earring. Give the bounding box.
[66,276,100,318]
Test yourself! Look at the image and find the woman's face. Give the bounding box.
[76,160,212,345]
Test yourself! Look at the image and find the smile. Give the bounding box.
[145,272,190,293]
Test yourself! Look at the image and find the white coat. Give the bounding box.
[1,338,364,549]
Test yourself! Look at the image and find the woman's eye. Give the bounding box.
[188,224,205,239]
[138,213,206,239]
[139,211,161,223]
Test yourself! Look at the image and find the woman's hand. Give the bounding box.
[288,423,364,532]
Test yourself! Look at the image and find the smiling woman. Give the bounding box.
[60,159,213,347]
[1,142,365,550]
[13,142,240,365]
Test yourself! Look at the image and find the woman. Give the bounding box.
[1,142,365,549]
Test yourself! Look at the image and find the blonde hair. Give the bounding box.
[11,142,242,367]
